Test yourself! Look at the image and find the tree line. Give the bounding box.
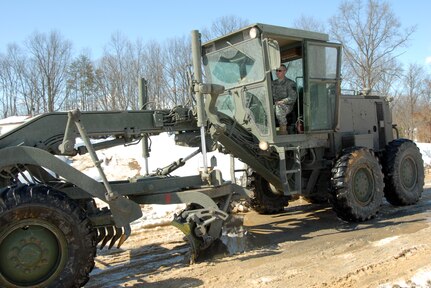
[0,1,430,141]
[0,31,195,116]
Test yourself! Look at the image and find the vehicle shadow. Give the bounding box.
[205,189,431,260]
[120,277,203,288]
[87,274,202,288]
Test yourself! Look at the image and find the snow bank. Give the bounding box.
[0,115,31,134]
[72,133,243,229]
[417,143,431,166]
[74,133,243,182]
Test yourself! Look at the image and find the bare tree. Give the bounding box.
[141,40,167,109]
[65,54,98,111]
[293,15,327,33]
[201,15,249,42]
[96,32,145,110]
[0,44,42,117]
[0,46,20,117]
[24,62,45,115]
[163,36,193,107]
[419,78,431,142]
[26,31,72,112]
[129,39,147,110]
[372,57,404,97]
[393,63,427,139]
[329,0,416,92]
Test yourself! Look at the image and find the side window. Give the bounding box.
[308,46,338,79]
[285,59,303,88]
[305,43,340,131]
[271,58,303,86]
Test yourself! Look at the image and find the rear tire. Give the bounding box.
[383,139,424,205]
[330,147,384,222]
[0,184,96,288]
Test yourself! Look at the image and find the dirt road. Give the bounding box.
[86,186,431,288]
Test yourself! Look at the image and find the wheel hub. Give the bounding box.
[16,242,43,267]
[0,222,65,285]
[400,157,417,190]
[353,167,374,205]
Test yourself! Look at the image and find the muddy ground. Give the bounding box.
[85,178,431,288]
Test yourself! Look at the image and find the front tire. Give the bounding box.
[249,172,289,214]
[0,184,96,288]
[383,139,424,205]
[330,147,384,222]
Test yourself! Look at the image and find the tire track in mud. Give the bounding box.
[85,226,190,287]
[317,244,431,288]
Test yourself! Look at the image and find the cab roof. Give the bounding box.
[203,23,329,46]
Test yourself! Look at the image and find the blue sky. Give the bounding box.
[1,0,430,70]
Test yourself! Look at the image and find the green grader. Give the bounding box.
[0,23,424,287]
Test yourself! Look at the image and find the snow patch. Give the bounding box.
[0,115,31,134]
[0,115,30,125]
[417,142,431,167]
[373,236,399,247]
[379,265,431,287]
[131,204,186,229]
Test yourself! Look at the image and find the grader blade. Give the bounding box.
[171,217,202,264]
[171,204,230,264]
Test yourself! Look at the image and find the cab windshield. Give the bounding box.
[203,38,264,90]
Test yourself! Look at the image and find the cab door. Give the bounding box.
[303,41,342,132]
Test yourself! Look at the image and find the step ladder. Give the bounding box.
[279,146,302,195]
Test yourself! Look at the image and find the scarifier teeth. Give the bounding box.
[96,227,106,244]
[117,225,131,248]
[109,227,123,249]
[96,225,131,249]
[99,226,114,249]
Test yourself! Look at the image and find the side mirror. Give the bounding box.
[266,39,280,71]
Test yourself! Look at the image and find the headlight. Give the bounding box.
[259,140,269,151]
[249,27,260,39]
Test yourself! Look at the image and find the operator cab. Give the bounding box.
[269,28,342,136]
[201,23,342,143]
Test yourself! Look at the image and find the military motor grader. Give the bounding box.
[0,23,424,287]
